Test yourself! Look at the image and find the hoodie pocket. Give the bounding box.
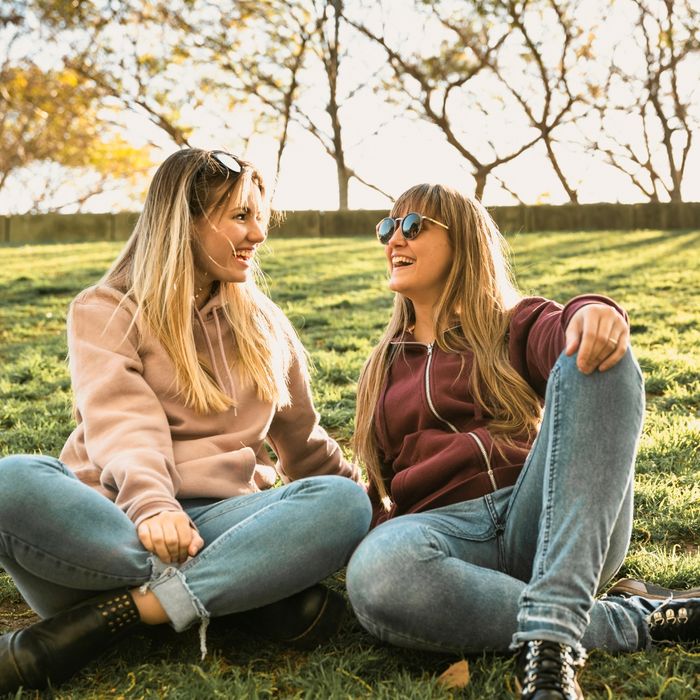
[176,446,257,498]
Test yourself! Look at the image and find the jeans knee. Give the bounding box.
[314,476,372,539]
[556,348,644,412]
[347,539,384,616]
[346,532,408,619]
[0,454,47,492]
[0,455,66,512]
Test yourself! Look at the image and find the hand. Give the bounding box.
[253,463,278,489]
[137,511,204,564]
[565,303,629,374]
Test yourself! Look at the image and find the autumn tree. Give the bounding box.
[0,2,152,212]
[31,0,195,148]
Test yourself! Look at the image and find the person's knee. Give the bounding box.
[557,347,644,405]
[347,537,391,616]
[0,454,46,493]
[346,530,412,619]
[0,455,65,510]
[0,454,31,478]
[314,476,372,538]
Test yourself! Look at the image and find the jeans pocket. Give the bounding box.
[422,497,498,542]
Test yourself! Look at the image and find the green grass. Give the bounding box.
[0,231,699,698]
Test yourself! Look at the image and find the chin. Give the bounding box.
[388,277,410,295]
[232,267,254,283]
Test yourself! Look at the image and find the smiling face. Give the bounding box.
[193,184,266,290]
[384,211,453,308]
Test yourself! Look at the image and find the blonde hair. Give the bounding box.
[103,148,303,414]
[354,184,543,501]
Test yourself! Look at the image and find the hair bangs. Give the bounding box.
[205,169,270,232]
[391,184,453,227]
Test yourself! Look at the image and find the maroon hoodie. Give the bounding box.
[369,295,628,527]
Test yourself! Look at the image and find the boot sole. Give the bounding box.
[606,579,700,601]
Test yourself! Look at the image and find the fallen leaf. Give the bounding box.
[437,659,470,689]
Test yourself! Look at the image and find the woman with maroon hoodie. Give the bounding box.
[0,149,371,693]
[346,184,700,700]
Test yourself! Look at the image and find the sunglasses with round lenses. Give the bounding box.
[376,212,449,245]
[210,150,243,176]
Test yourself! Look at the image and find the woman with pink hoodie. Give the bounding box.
[0,149,371,693]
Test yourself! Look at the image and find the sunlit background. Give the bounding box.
[1,0,698,214]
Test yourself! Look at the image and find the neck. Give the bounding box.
[194,278,215,310]
[411,300,437,344]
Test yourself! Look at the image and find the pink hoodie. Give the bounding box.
[60,285,361,526]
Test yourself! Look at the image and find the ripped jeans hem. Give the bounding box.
[139,555,211,658]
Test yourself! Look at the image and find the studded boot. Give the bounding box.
[605,578,700,645]
[647,599,700,644]
[0,589,141,693]
[516,640,585,700]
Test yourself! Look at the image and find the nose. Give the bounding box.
[249,218,267,243]
[387,219,406,247]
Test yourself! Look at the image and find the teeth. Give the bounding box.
[235,250,253,259]
[392,255,414,267]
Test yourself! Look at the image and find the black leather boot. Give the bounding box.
[606,578,700,644]
[515,640,584,700]
[0,589,141,693]
[224,584,346,649]
[648,599,700,644]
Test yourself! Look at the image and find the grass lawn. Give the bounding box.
[0,230,698,698]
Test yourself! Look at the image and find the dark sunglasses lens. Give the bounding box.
[401,212,422,239]
[212,151,242,174]
[377,217,396,244]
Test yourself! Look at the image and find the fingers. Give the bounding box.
[598,324,630,372]
[567,304,629,374]
[138,512,203,564]
[189,530,205,557]
[564,312,583,356]
[137,521,154,555]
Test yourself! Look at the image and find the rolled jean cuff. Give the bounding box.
[143,556,209,633]
[511,602,587,657]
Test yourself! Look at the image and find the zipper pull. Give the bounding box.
[427,342,433,355]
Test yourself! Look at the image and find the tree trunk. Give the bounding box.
[474,170,487,201]
[337,164,350,210]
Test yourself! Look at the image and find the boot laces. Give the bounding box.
[520,640,582,699]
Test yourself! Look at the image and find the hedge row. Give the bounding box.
[1,202,699,244]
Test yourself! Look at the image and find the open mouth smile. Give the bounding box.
[392,255,415,268]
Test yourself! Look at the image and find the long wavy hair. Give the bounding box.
[354,184,543,501]
[103,148,303,414]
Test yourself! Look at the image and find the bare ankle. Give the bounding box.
[129,588,170,625]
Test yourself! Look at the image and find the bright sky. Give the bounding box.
[3,0,699,214]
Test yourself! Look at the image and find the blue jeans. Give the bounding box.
[347,350,649,656]
[0,456,371,637]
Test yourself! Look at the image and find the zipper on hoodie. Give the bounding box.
[424,343,498,492]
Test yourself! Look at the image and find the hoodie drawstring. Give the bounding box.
[193,305,238,415]
[212,308,238,415]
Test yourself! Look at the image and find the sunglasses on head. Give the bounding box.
[209,150,243,177]
[376,212,449,245]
